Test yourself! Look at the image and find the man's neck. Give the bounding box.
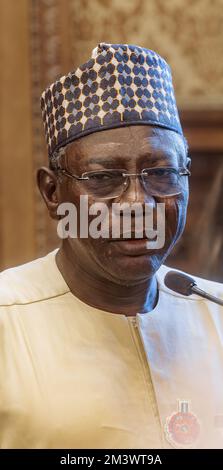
[56,245,159,316]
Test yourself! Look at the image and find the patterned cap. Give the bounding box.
[41,43,183,157]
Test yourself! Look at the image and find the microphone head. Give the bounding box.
[164,270,197,296]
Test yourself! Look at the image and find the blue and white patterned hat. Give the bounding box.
[41,43,183,157]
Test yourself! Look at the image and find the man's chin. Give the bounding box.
[100,250,163,285]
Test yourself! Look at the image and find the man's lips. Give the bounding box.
[108,232,157,241]
[108,236,157,255]
[110,237,156,241]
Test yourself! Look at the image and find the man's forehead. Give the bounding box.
[66,125,184,159]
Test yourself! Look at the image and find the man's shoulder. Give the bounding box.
[157,264,223,300]
[0,250,69,307]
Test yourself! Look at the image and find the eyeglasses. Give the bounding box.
[57,165,191,199]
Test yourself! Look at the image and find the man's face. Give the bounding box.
[56,125,189,285]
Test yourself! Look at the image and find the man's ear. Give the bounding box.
[37,167,60,220]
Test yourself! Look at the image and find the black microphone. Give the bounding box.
[164,270,223,306]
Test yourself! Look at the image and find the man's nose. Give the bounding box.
[121,175,156,206]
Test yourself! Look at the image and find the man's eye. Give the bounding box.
[155,168,171,176]
[90,172,117,180]
[145,168,175,177]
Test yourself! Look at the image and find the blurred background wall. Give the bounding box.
[0,0,222,281]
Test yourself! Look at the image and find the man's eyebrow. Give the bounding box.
[87,156,131,165]
[140,149,172,159]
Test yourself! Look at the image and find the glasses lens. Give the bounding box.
[83,170,125,198]
[142,168,187,196]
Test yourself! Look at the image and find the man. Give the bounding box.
[0,43,222,449]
